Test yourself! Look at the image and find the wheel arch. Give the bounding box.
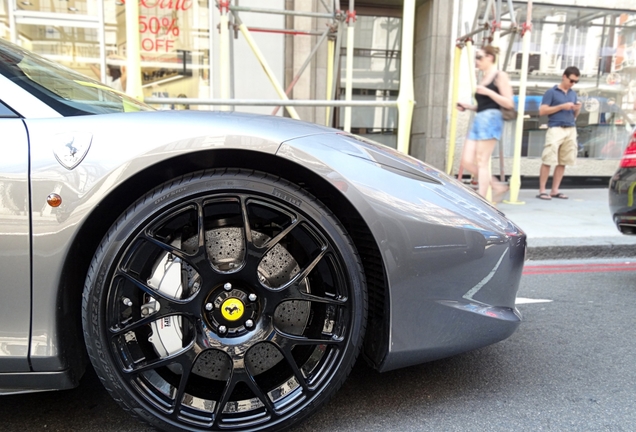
[57,148,390,383]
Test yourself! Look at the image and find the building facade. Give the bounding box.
[453,0,636,179]
[2,0,636,179]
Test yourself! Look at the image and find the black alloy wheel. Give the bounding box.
[82,170,367,432]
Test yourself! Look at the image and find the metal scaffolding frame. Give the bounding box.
[447,0,532,205]
[140,0,416,154]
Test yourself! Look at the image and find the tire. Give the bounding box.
[82,169,367,432]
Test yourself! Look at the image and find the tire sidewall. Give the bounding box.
[83,170,367,432]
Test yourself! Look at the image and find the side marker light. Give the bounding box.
[47,193,62,207]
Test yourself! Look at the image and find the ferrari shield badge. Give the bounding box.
[53,132,92,170]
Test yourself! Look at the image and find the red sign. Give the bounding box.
[140,14,179,52]
[120,0,192,11]
[119,0,191,52]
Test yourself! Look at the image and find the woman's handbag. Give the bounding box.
[495,71,517,121]
[501,106,516,121]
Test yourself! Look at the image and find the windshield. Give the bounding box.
[0,39,152,116]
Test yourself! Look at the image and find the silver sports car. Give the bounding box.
[0,39,526,431]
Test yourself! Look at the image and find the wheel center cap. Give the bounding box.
[221,298,245,321]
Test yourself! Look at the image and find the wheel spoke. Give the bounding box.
[288,287,347,306]
[244,372,277,416]
[212,372,239,426]
[142,231,214,278]
[211,362,278,426]
[285,246,328,288]
[142,233,192,262]
[110,271,196,338]
[171,351,196,417]
[276,343,309,393]
[196,200,206,250]
[123,339,196,375]
[273,328,344,347]
[259,218,299,256]
[109,309,187,337]
[117,271,191,308]
[240,195,254,248]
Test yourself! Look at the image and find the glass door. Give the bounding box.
[1,0,9,40]
[108,0,211,108]
[338,14,402,148]
[9,0,105,82]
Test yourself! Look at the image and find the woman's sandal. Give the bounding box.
[550,192,568,199]
[536,192,552,200]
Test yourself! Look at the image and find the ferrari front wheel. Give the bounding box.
[82,169,367,431]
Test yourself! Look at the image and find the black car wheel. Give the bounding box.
[82,169,367,431]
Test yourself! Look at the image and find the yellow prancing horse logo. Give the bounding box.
[221,298,244,321]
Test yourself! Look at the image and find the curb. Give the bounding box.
[527,244,636,261]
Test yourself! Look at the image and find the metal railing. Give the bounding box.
[144,98,400,107]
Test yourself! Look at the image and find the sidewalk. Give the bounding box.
[497,188,636,260]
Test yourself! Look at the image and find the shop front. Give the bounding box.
[495,3,636,178]
[1,0,213,105]
[6,0,635,180]
[1,0,409,138]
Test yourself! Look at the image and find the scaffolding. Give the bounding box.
[447,0,533,205]
[141,0,416,154]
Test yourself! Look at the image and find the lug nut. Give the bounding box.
[141,306,154,317]
[245,319,254,328]
[248,293,257,302]
[205,303,213,311]
[223,283,232,291]
[218,325,227,334]
[122,297,133,307]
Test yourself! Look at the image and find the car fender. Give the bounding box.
[26,111,334,372]
[278,134,525,372]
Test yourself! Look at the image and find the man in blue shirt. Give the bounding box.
[537,66,582,200]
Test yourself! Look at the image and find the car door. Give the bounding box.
[0,100,31,372]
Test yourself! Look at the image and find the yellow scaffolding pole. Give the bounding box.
[465,40,477,101]
[237,22,300,120]
[504,1,531,205]
[343,18,355,132]
[446,44,463,175]
[219,9,231,110]
[325,38,335,126]
[492,30,501,75]
[487,36,498,201]
[125,0,142,100]
[396,0,416,154]
[491,0,502,66]
[457,39,477,185]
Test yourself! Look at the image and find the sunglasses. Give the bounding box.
[569,78,579,84]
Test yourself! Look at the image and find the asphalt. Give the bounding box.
[497,187,636,260]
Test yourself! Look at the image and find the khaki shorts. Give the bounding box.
[541,126,578,166]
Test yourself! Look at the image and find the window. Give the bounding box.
[495,4,636,160]
[338,15,402,148]
[0,100,17,117]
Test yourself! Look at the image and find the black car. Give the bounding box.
[609,127,636,234]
